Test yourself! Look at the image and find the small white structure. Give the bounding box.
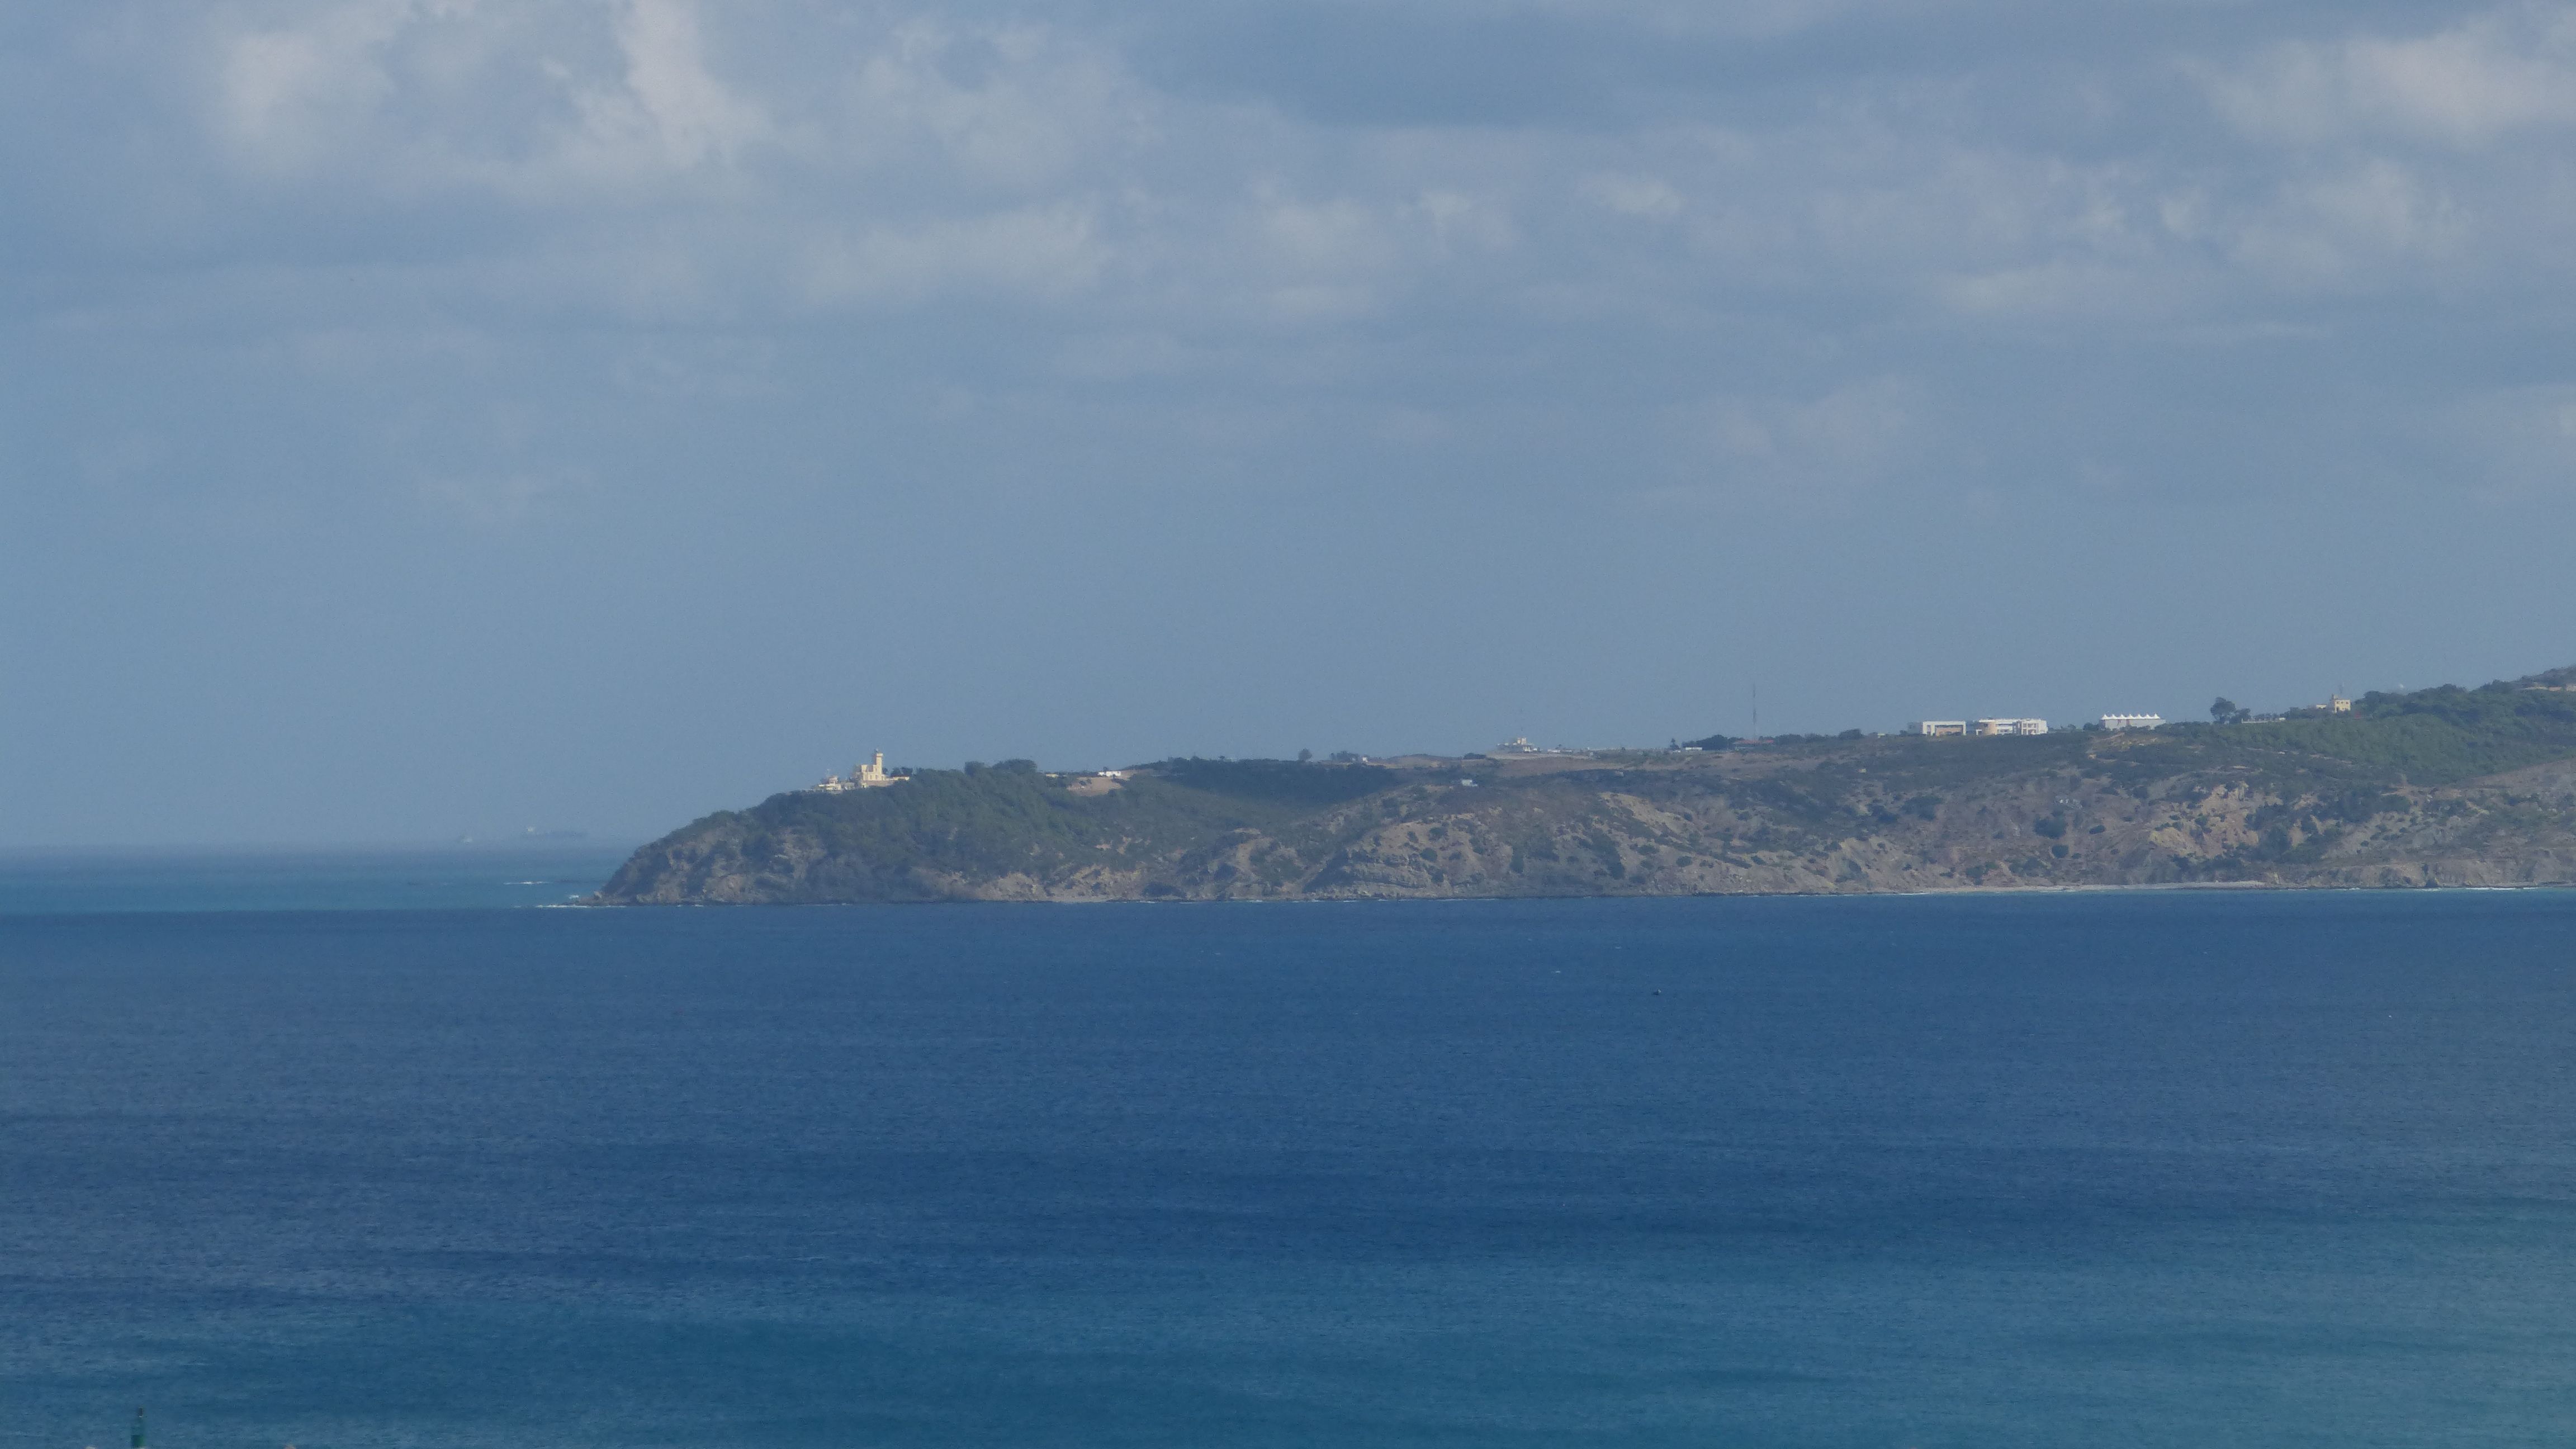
[2099,713,2163,731]
[814,751,905,792]
[1973,718,2049,737]
[1909,721,1968,737]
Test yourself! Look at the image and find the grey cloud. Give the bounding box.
[24,0,2563,337]
[10,0,2576,844]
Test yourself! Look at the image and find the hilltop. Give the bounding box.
[593,672,2576,904]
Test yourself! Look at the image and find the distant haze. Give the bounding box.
[6,1,2575,846]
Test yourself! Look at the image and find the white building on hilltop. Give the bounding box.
[1909,721,1968,737]
[813,751,906,792]
[1973,718,2049,736]
[2100,713,2164,731]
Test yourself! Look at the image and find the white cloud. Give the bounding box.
[562,0,773,175]
[1583,173,1685,219]
[800,202,1109,306]
[1411,188,1516,253]
[418,466,591,529]
[77,434,165,491]
[1936,259,2185,319]
[840,21,1144,189]
[1505,0,1962,40]
[2229,159,2467,287]
[36,0,2576,851]
[1661,376,1931,510]
[1252,191,1395,275]
[49,2,2576,381]
[2204,6,2576,148]
[215,0,416,173]
[209,0,772,190]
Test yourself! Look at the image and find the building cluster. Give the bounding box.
[1904,713,2190,736]
[1907,718,2048,737]
[1490,737,1587,756]
[813,751,905,792]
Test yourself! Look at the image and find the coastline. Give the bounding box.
[584,875,2576,907]
[592,716,2576,907]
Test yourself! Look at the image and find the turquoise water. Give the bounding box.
[0,846,635,915]
[6,883,2576,1446]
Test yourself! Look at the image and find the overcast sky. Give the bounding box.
[6,0,2575,846]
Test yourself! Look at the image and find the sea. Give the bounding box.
[5,852,2576,1447]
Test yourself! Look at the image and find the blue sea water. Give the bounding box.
[6,879,2576,1447]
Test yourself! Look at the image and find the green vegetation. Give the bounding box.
[600,663,2576,905]
[2172,683,2576,787]
[605,757,1409,903]
[1153,757,1395,806]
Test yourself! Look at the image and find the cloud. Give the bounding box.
[27,0,2576,848]
[77,433,165,491]
[214,0,418,174]
[215,0,795,197]
[563,0,773,175]
[1583,173,1685,220]
[126,0,2572,342]
[2228,159,2467,287]
[800,202,1109,305]
[840,20,1145,189]
[1658,376,1932,512]
[24,0,2576,460]
[2448,384,2576,495]
[1936,259,2186,319]
[2202,6,2576,148]
[419,466,592,529]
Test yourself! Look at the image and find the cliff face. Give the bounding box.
[594,716,2576,905]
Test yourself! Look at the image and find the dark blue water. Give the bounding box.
[7,889,2576,1447]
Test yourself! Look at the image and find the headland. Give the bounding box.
[593,666,2576,905]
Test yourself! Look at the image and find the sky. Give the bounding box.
[6,0,2576,847]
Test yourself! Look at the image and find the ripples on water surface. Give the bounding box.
[5,882,2575,1447]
